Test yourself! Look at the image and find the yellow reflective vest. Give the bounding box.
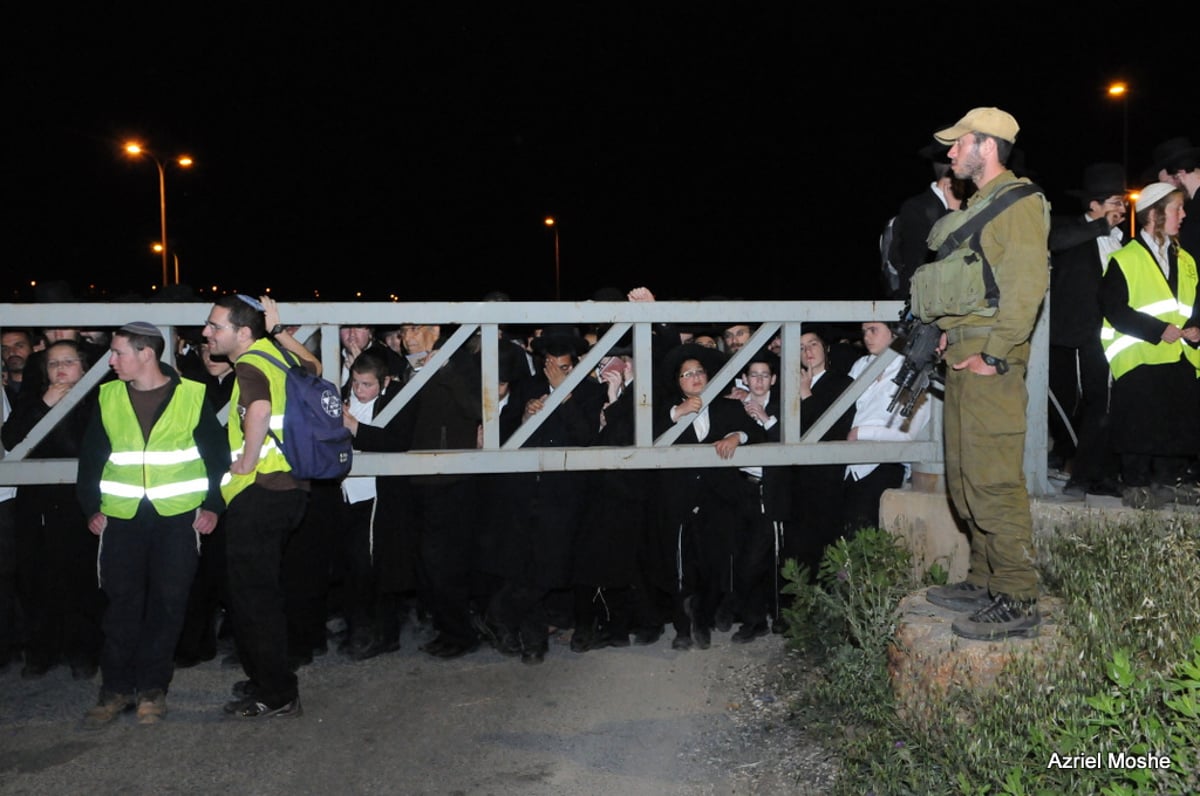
[221,337,291,503]
[98,378,210,519]
[1101,240,1200,380]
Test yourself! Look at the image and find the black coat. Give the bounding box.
[573,385,649,587]
[891,186,951,299]
[348,382,416,593]
[487,372,605,588]
[791,369,855,552]
[1049,214,1118,348]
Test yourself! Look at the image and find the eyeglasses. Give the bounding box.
[680,368,707,379]
[47,358,80,369]
[203,320,234,332]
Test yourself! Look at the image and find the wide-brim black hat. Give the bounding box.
[1152,136,1200,174]
[917,142,951,164]
[530,325,590,357]
[662,342,730,388]
[497,341,530,384]
[1066,162,1126,200]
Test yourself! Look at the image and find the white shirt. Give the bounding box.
[341,393,378,504]
[844,354,931,481]
[1141,229,1171,281]
[1092,214,1124,268]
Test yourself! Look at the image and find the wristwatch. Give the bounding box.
[270,323,286,335]
[980,353,1009,374]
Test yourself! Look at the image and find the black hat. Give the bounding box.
[917,142,951,164]
[531,325,590,357]
[1152,137,1200,174]
[1066,162,1126,201]
[662,342,729,389]
[498,341,529,385]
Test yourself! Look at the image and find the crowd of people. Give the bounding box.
[3,105,1200,722]
[0,284,932,720]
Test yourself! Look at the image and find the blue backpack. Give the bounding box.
[243,345,353,480]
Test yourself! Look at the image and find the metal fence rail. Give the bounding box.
[0,298,1051,494]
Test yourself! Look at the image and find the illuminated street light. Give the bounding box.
[150,242,181,284]
[544,216,560,300]
[123,141,193,288]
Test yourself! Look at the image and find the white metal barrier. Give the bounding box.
[0,298,1052,495]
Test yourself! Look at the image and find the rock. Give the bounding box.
[888,590,1063,722]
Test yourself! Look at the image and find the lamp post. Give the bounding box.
[1107,81,1129,185]
[544,216,561,299]
[124,142,193,288]
[151,243,182,285]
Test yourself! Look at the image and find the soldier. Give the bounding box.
[919,108,1051,641]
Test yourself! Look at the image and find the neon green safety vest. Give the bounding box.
[1101,240,1200,380]
[98,378,210,519]
[221,337,291,503]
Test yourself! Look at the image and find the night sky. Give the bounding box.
[4,7,1193,304]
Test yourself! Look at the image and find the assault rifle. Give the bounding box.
[888,312,943,418]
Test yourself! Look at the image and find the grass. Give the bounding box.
[781,513,1200,795]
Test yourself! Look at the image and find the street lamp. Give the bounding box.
[1107,81,1129,185]
[151,243,181,285]
[544,216,560,299]
[123,142,193,288]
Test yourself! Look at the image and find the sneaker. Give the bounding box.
[925,581,990,612]
[82,691,134,730]
[1122,485,1166,510]
[951,594,1041,641]
[225,696,303,720]
[136,690,167,726]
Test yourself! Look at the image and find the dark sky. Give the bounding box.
[4,7,1193,304]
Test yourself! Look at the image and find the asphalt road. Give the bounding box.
[0,624,793,796]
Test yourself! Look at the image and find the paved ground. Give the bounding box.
[0,624,823,796]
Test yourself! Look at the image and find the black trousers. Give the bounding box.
[225,486,308,708]
[412,478,477,646]
[1049,340,1116,484]
[732,477,777,627]
[842,463,905,537]
[99,503,199,695]
[16,486,103,669]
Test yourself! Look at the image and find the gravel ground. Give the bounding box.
[0,622,838,795]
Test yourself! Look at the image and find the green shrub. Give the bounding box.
[789,514,1200,795]
[781,526,916,724]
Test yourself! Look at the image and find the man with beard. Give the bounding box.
[2,329,35,405]
[918,107,1050,642]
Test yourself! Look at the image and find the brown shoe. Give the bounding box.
[136,690,167,725]
[82,691,134,730]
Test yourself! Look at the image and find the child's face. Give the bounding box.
[351,371,387,403]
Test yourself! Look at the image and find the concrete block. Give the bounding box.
[879,486,970,583]
[889,590,1063,722]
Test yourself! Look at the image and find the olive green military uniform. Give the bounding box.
[939,170,1049,601]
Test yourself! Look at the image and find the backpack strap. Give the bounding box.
[241,341,302,372]
[935,183,1041,259]
[239,343,305,454]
